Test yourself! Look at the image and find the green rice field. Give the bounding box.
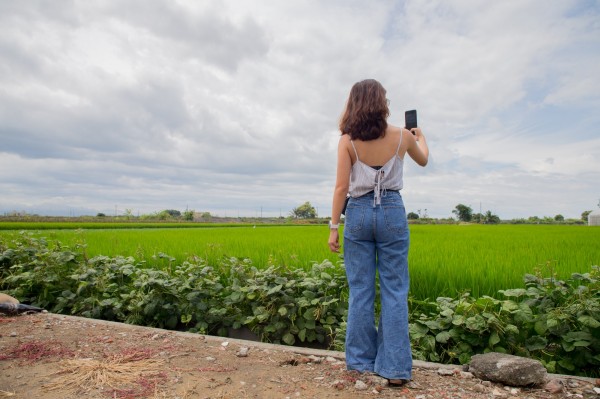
[1,224,598,301]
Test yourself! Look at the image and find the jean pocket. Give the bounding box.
[344,205,365,233]
[383,205,407,233]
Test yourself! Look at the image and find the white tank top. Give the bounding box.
[348,133,404,206]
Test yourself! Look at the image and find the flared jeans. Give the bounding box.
[343,191,412,380]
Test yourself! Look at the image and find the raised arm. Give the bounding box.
[405,127,429,167]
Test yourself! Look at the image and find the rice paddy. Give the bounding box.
[1,224,598,300]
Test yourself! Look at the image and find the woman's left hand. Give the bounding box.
[328,230,340,253]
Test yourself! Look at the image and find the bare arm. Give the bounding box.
[328,136,351,253]
[405,128,429,167]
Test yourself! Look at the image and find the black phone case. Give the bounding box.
[405,110,418,129]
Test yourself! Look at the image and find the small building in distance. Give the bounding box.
[588,210,600,226]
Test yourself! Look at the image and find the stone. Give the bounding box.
[437,368,454,376]
[473,384,487,393]
[236,347,249,357]
[544,379,564,394]
[459,371,474,379]
[307,355,323,364]
[468,352,547,387]
[354,380,368,390]
[365,374,388,386]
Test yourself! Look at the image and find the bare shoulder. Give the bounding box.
[388,125,412,147]
[339,133,351,148]
[338,134,353,153]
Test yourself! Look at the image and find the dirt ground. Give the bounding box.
[0,313,598,399]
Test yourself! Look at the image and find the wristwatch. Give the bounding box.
[329,221,339,229]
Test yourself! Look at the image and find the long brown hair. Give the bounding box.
[339,79,389,141]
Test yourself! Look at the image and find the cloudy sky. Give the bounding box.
[1,1,599,219]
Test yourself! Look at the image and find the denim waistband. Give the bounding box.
[350,190,402,205]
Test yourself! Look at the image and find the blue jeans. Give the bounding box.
[343,191,412,380]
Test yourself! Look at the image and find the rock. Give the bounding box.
[437,368,454,376]
[473,384,487,393]
[459,371,474,379]
[468,352,547,387]
[354,380,368,390]
[307,355,323,364]
[366,374,388,386]
[236,347,249,357]
[544,379,564,394]
[567,380,579,388]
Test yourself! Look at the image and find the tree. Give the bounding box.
[163,209,181,218]
[407,212,419,220]
[554,214,564,222]
[472,213,483,223]
[581,210,592,222]
[200,212,211,221]
[183,209,195,221]
[290,201,317,219]
[452,204,473,222]
[483,210,500,224]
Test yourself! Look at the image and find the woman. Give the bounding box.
[328,79,429,386]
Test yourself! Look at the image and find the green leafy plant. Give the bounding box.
[409,264,599,377]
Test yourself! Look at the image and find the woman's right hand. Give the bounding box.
[410,127,423,140]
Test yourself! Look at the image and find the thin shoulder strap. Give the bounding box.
[396,130,404,153]
[350,140,360,160]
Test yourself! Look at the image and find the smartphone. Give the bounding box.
[405,110,418,134]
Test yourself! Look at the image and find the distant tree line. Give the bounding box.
[5,200,592,225]
[97,209,196,221]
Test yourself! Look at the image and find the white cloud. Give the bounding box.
[1,0,598,218]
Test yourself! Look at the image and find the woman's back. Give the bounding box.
[349,127,405,203]
[348,127,406,167]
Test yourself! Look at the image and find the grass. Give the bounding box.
[408,224,600,299]
[1,224,598,300]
